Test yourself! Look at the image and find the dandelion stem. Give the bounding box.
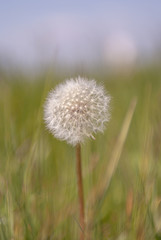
[76,143,85,240]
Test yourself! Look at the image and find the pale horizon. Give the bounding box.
[0,0,161,69]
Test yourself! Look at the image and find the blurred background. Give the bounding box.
[0,0,161,73]
[0,1,161,240]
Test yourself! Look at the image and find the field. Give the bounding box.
[0,66,161,240]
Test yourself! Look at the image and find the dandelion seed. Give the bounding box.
[44,76,111,146]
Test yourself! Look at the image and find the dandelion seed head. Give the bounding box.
[44,76,111,146]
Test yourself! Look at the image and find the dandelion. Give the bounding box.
[44,76,111,240]
[44,76,111,146]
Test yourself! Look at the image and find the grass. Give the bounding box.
[0,66,161,239]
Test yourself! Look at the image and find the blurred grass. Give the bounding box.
[0,66,161,240]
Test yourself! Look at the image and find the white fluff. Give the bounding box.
[44,76,111,146]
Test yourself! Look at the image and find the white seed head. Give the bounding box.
[44,76,111,146]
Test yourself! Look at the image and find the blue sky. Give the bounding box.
[0,0,161,67]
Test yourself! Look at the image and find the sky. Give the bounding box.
[0,0,161,68]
